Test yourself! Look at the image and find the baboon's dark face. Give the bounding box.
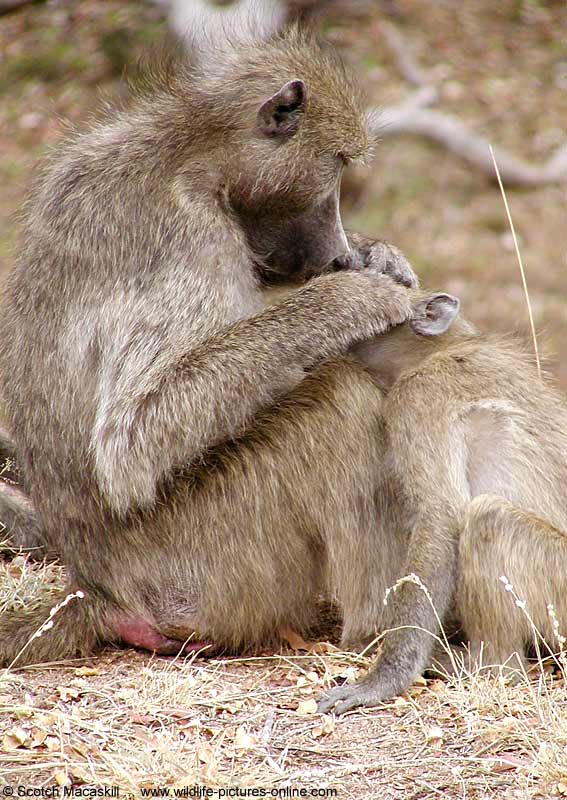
[237,169,348,282]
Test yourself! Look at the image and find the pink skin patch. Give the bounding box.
[114,615,212,656]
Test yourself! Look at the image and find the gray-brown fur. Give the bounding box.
[0,23,416,666]
[320,292,567,713]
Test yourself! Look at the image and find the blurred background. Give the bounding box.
[1,0,566,380]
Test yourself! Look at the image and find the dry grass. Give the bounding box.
[2,558,567,798]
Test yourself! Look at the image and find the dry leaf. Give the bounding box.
[426,726,444,748]
[312,715,335,738]
[197,742,215,764]
[71,742,89,757]
[69,766,92,785]
[44,736,60,752]
[279,627,335,653]
[279,627,311,651]
[234,726,259,750]
[13,706,33,719]
[54,770,71,787]
[341,667,359,684]
[3,728,30,751]
[297,698,318,715]
[486,754,534,774]
[10,726,28,745]
[2,735,21,753]
[216,701,244,714]
[33,712,58,727]
[557,783,567,795]
[132,726,160,749]
[57,686,80,702]
[74,667,100,677]
[30,728,48,748]
[307,641,339,654]
[130,713,156,725]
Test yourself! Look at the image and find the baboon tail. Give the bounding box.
[0,482,47,558]
[0,588,110,667]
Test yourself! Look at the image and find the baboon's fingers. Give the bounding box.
[365,241,419,290]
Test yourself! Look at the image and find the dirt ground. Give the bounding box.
[1,0,567,797]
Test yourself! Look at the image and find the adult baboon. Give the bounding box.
[0,21,417,664]
[319,292,567,713]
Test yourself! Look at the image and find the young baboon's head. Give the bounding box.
[354,291,467,389]
[175,21,370,281]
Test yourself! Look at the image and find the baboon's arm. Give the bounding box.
[93,272,412,513]
[319,396,468,713]
[319,502,461,714]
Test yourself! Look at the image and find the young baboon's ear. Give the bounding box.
[410,293,460,337]
[257,79,307,138]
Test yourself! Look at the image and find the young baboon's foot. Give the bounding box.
[0,482,51,561]
[114,615,212,656]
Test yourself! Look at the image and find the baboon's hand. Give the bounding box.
[335,237,419,290]
[342,271,415,332]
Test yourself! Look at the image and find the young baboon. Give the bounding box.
[319,292,567,713]
[0,22,417,665]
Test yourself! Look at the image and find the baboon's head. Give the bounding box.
[182,23,370,281]
[353,291,467,389]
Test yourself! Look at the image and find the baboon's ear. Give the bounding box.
[410,293,460,337]
[257,79,307,138]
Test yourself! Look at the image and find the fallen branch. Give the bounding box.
[376,21,567,187]
[375,104,567,187]
[380,20,429,88]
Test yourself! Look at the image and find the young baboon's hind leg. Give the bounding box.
[458,494,567,676]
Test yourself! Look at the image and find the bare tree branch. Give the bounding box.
[376,22,567,187]
[380,20,429,88]
[374,105,567,187]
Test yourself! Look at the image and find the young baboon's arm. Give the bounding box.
[94,271,412,514]
[319,395,468,714]
[0,483,45,558]
[319,502,461,713]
